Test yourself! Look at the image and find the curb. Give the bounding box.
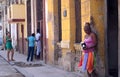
[13,66,34,77]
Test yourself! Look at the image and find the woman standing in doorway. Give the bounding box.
[78,22,97,77]
[5,32,15,61]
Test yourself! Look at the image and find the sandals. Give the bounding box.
[7,59,11,62]
[11,59,15,61]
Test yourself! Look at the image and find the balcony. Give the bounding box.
[8,4,25,23]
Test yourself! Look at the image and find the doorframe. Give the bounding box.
[104,0,109,76]
[118,0,120,76]
[43,0,47,63]
[21,24,24,54]
[40,20,43,60]
[17,24,19,51]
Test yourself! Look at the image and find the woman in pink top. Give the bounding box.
[78,22,97,77]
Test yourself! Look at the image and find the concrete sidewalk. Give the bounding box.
[0,55,24,77]
[0,50,83,77]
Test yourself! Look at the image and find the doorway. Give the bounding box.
[21,24,24,54]
[36,0,43,60]
[39,20,43,60]
[106,0,118,76]
[75,0,81,43]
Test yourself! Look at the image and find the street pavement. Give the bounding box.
[0,50,83,77]
[0,55,24,77]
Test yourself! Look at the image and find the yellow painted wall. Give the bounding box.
[47,0,105,69]
[47,0,59,64]
[18,24,22,38]
[81,0,105,63]
[17,22,26,37]
[10,4,25,19]
[24,1,28,38]
[81,0,90,40]
[61,0,76,50]
[69,0,76,49]
[9,3,27,38]
[23,22,27,38]
[60,0,76,71]
[90,0,105,62]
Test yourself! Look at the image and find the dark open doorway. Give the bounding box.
[75,0,81,43]
[106,0,118,76]
[36,0,43,60]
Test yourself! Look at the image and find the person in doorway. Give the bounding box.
[26,33,35,62]
[5,32,15,62]
[78,22,97,77]
[35,29,41,59]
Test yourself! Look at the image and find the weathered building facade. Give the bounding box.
[5,0,44,55]
[45,0,118,77]
[0,0,119,77]
[7,0,27,54]
[45,0,104,69]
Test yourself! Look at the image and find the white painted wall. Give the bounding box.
[45,0,48,38]
[31,0,37,33]
[11,24,17,50]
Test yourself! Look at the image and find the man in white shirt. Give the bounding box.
[35,29,41,59]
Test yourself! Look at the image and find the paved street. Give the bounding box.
[0,55,24,77]
[0,50,83,77]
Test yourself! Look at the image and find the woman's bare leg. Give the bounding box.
[7,50,10,61]
[11,49,15,61]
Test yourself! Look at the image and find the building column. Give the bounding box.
[61,0,76,71]
[31,0,34,33]
[25,0,27,36]
[31,0,37,33]
[34,0,37,33]
[47,0,59,64]
[81,0,90,39]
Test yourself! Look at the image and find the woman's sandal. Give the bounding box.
[11,59,15,61]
